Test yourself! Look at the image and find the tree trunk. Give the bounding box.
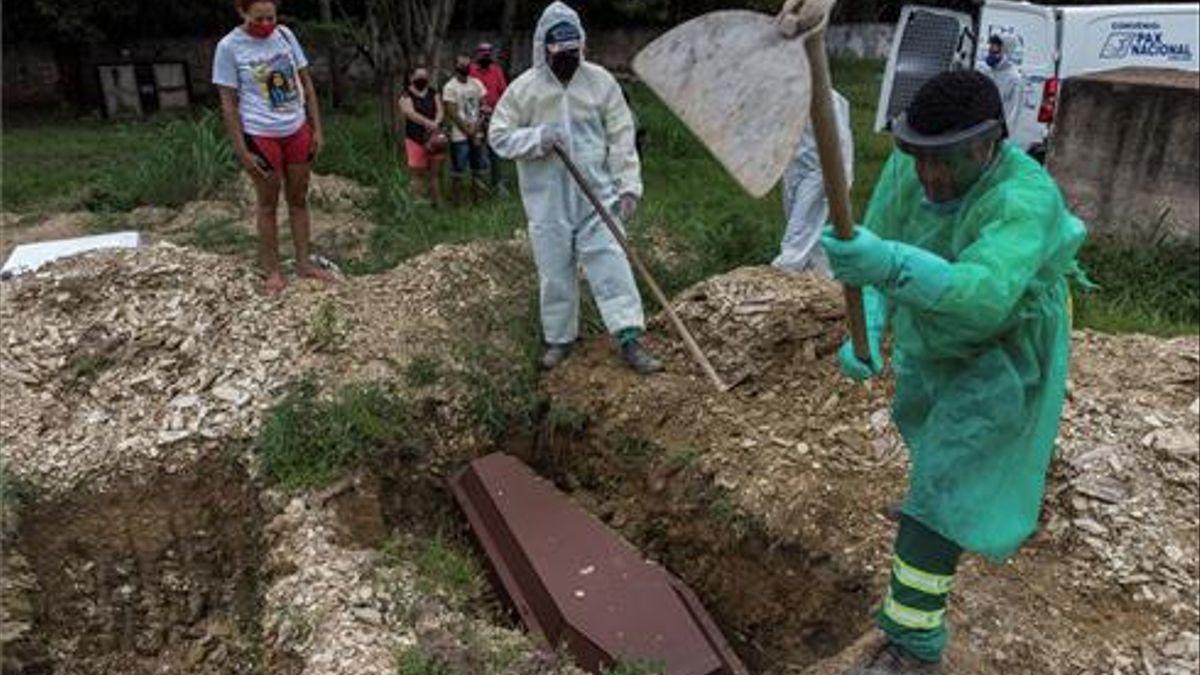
[319,0,344,108]
[363,0,458,146]
[500,0,518,71]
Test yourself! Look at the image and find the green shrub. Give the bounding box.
[1074,232,1200,336]
[403,355,441,387]
[89,111,236,211]
[256,377,419,492]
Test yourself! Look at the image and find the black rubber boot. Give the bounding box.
[620,339,663,374]
[848,639,941,675]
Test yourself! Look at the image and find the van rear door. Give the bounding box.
[976,1,1057,151]
[875,5,975,132]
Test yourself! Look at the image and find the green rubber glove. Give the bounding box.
[822,226,894,287]
[836,286,887,381]
[822,226,953,310]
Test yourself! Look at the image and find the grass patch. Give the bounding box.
[307,300,346,353]
[0,462,38,532]
[1074,234,1199,336]
[413,536,483,607]
[612,433,658,468]
[546,404,589,436]
[403,355,441,387]
[256,376,419,493]
[2,119,163,212]
[395,648,451,675]
[458,295,546,441]
[88,111,237,212]
[666,444,702,471]
[66,353,113,384]
[188,216,257,255]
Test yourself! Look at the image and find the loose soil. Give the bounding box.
[2,241,1196,674]
[4,455,263,675]
[542,267,1199,674]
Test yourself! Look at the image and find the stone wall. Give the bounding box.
[1047,68,1200,243]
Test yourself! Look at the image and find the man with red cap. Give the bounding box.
[470,42,509,191]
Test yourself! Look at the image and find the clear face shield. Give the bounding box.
[891,114,1005,204]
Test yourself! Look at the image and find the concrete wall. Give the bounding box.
[1047,68,1200,243]
[2,23,894,112]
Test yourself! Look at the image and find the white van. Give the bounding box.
[875,1,1200,157]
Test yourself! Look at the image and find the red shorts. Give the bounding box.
[404,138,445,170]
[245,124,313,173]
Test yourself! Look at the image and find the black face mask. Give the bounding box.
[478,56,492,68]
[455,66,470,78]
[549,50,580,84]
[412,78,429,90]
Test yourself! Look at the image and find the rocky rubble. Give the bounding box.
[1,241,538,675]
[260,480,583,675]
[2,240,1196,675]
[0,240,534,496]
[0,243,306,492]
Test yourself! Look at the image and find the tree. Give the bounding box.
[336,0,457,144]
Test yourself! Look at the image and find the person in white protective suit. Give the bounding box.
[983,34,1024,139]
[773,90,853,275]
[489,1,662,374]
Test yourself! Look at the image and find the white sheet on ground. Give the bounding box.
[2,231,143,277]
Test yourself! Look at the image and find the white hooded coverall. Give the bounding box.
[775,90,853,275]
[488,1,645,346]
[985,35,1025,139]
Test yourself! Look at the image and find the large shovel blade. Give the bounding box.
[633,10,812,198]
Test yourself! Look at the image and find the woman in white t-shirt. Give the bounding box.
[213,0,334,294]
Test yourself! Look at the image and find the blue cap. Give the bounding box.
[545,20,581,46]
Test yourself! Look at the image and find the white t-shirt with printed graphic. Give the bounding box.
[441,76,487,143]
[212,25,309,137]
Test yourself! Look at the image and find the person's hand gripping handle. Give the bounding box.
[776,0,871,363]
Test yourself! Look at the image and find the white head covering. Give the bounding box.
[532,2,586,69]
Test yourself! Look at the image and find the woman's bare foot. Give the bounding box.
[263,270,288,295]
[297,264,339,284]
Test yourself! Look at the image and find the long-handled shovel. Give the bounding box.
[552,145,729,392]
[632,0,871,361]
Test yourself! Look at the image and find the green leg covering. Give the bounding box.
[876,514,963,662]
[615,327,642,347]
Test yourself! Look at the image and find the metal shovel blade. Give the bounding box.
[633,10,812,198]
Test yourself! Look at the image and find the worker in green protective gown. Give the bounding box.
[819,71,1087,674]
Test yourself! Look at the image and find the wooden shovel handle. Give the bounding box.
[803,30,870,363]
[552,145,730,392]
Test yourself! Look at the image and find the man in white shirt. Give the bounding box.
[442,54,490,204]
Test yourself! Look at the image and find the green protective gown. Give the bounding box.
[864,142,1087,562]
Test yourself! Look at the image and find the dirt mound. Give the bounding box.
[1,240,546,675]
[544,266,1199,674]
[0,240,533,496]
[3,242,1196,674]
